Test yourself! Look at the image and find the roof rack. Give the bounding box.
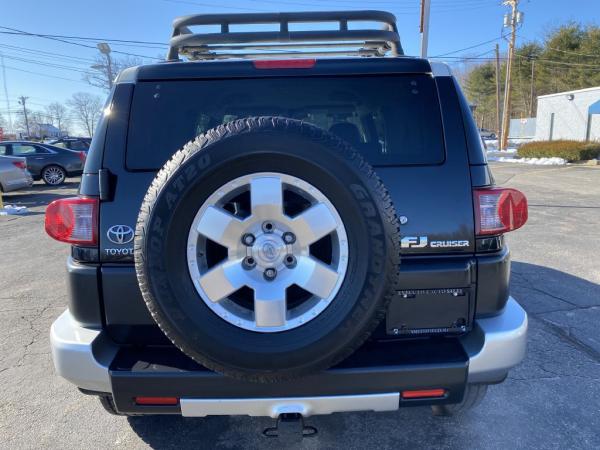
[167,10,403,61]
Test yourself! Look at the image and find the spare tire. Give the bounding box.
[135,117,400,382]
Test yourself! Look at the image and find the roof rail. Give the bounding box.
[167,10,403,61]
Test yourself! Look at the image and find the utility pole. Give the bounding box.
[495,43,502,142]
[500,0,523,150]
[17,96,30,138]
[0,53,13,135]
[529,59,535,117]
[419,0,431,58]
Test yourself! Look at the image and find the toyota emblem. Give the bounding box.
[107,225,135,245]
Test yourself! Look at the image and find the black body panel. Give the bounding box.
[110,338,468,414]
[66,257,102,328]
[131,57,433,82]
[95,252,506,344]
[476,246,511,316]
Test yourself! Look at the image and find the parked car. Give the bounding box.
[46,10,528,430]
[0,141,84,185]
[46,137,92,152]
[479,128,497,139]
[0,155,33,192]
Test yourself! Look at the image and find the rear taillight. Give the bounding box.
[253,59,316,69]
[45,197,98,245]
[78,151,86,163]
[474,187,528,235]
[12,161,26,170]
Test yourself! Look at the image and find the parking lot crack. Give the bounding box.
[511,271,580,308]
[532,317,600,364]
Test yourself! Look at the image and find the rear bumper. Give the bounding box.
[50,297,527,416]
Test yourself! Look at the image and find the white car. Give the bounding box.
[0,155,34,192]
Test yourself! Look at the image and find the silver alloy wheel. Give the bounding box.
[187,172,349,332]
[43,166,65,185]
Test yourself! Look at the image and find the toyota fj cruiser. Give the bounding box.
[46,10,528,434]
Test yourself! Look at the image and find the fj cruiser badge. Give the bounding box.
[401,236,469,249]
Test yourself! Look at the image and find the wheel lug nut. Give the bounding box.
[242,256,256,270]
[262,221,274,233]
[282,232,296,244]
[263,267,277,281]
[241,233,255,246]
[284,254,297,268]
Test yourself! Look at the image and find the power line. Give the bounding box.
[0,54,91,74]
[432,34,508,58]
[0,43,97,64]
[1,65,90,84]
[0,25,161,60]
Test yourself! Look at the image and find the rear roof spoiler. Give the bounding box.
[166,10,403,61]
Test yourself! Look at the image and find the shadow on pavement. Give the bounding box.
[511,261,600,314]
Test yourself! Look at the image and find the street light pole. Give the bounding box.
[97,43,113,89]
[18,96,30,138]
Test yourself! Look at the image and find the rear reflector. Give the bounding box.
[135,397,179,406]
[12,160,26,170]
[253,59,316,69]
[45,197,98,245]
[474,187,528,236]
[402,389,446,399]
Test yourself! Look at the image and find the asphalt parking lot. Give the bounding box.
[1,164,599,449]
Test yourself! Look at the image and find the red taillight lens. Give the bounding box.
[12,161,26,170]
[45,197,98,245]
[474,188,528,235]
[135,397,179,406]
[78,151,86,163]
[253,59,316,69]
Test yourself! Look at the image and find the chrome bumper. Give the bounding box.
[50,297,527,414]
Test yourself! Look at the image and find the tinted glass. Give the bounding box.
[12,144,37,155]
[69,141,89,150]
[127,75,445,170]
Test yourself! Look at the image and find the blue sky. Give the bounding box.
[0,0,598,133]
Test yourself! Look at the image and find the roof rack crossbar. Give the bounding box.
[167,10,403,61]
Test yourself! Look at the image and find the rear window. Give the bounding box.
[126,75,445,170]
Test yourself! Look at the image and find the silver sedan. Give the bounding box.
[0,155,34,193]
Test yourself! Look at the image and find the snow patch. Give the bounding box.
[0,205,28,216]
[487,156,566,165]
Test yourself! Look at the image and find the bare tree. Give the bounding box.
[67,92,103,137]
[28,110,47,138]
[84,55,144,91]
[45,102,70,136]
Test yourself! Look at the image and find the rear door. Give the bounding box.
[100,73,475,262]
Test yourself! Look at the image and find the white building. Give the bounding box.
[534,86,600,142]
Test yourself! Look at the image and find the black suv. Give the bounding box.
[46,11,528,427]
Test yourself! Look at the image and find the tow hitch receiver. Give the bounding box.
[263,413,318,441]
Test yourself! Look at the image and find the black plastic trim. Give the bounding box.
[110,338,467,414]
